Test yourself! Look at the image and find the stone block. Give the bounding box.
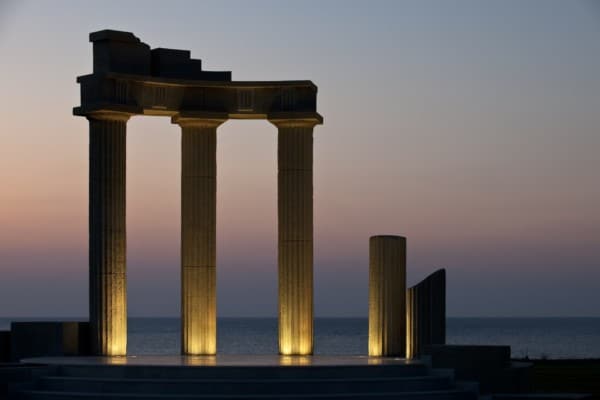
[427,344,511,370]
[152,48,199,78]
[10,322,90,361]
[90,30,151,75]
[150,47,231,81]
[426,345,532,393]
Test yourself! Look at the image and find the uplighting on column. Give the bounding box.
[368,235,407,357]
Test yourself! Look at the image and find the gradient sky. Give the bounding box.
[0,0,599,317]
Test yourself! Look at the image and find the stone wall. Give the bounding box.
[10,322,89,361]
[406,268,446,359]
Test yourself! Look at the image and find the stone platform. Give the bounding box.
[9,355,478,399]
[22,355,410,367]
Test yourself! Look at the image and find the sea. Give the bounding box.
[1,317,599,359]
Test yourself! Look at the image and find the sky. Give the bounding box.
[0,0,599,318]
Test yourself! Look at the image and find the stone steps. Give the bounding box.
[16,389,477,400]
[10,361,478,400]
[55,364,430,379]
[36,375,453,395]
[1,365,50,398]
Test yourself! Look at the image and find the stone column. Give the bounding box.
[272,120,315,355]
[368,235,406,357]
[173,116,224,355]
[88,111,130,356]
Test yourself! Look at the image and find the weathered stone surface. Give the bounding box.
[75,30,322,122]
[151,48,230,81]
[407,268,446,359]
[88,112,129,356]
[10,322,89,361]
[368,235,406,357]
[91,30,151,76]
[273,120,316,355]
[76,30,322,356]
[174,117,224,355]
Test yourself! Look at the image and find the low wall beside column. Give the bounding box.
[406,268,446,359]
[10,322,90,361]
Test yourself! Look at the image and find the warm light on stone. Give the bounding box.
[366,357,387,365]
[280,355,312,366]
[106,356,128,365]
[174,116,224,356]
[76,30,322,356]
[88,111,130,357]
[273,120,317,356]
[184,356,217,366]
[406,290,414,359]
[368,235,406,357]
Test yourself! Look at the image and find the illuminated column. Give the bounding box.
[173,116,224,355]
[88,111,130,356]
[368,235,406,357]
[272,120,315,355]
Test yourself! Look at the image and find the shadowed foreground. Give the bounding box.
[2,356,478,400]
[526,359,600,400]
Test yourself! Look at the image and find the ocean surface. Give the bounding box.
[2,317,599,359]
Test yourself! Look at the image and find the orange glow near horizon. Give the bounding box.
[1,2,600,319]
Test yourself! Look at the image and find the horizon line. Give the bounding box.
[2,315,600,320]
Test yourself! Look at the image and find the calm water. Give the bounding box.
[2,318,599,359]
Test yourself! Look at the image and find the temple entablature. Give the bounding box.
[74,30,322,123]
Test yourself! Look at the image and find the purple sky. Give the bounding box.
[0,0,599,317]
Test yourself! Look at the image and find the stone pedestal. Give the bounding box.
[273,120,315,355]
[368,235,406,357]
[174,116,224,355]
[88,112,129,356]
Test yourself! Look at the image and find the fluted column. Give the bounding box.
[272,119,315,355]
[88,111,130,356]
[368,235,406,357]
[173,116,224,355]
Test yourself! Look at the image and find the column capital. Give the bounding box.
[268,112,323,129]
[172,112,227,128]
[85,110,132,123]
